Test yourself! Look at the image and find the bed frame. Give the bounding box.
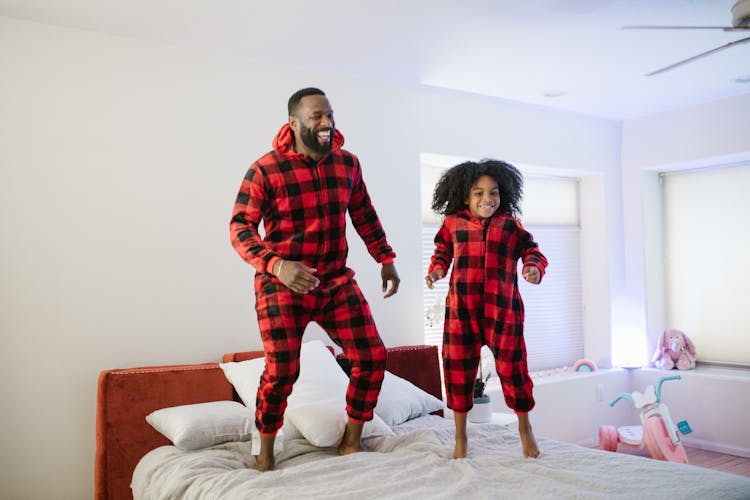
[95,344,441,500]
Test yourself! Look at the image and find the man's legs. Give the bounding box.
[318,280,386,453]
[253,282,311,469]
[254,434,278,471]
[338,420,365,455]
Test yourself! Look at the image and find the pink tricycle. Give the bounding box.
[599,375,692,463]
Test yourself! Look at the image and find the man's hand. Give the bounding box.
[381,263,400,298]
[425,268,445,289]
[522,265,541,284]
[274,259,320,294]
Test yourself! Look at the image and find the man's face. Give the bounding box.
[290,94,335,158]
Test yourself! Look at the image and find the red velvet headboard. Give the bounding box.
[95,345,440,500]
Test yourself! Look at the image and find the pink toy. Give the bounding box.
[599,375,692,463]
[652,329,696,370]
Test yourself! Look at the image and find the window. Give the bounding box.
[422,223,449,347]
[661,162,750,366]
[421,160,584,372]
[519,225,583,371]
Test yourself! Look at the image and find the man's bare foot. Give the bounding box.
[453,436,468,458]
[252,453,275,471]
[337,440,364,455]
[252,433,276,471]
[337,421,365,456]
[517,413,540,458]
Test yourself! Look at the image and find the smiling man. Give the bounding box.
[229,88,400,471]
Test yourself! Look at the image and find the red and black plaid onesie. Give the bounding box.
[230,124,396,435]
[428,209,547,414]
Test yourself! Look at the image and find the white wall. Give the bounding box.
[488,370,634,446]
[1,17,622,499]
[604,97,750,460]
[620,94,750,362]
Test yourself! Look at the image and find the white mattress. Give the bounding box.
[132,415,750,499]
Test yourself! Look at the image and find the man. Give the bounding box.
[229,87,400,471]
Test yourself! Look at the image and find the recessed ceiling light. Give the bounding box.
[544,90,566,98]
[732,75,750,84]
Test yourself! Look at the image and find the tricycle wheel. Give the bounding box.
[643,417,688,464]
[598,425,618,452]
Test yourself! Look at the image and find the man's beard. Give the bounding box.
[299,123,333,155]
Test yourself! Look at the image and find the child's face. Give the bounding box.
[465,175,500,219]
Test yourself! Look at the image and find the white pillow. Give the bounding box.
[285,402,393,447]
[374,371,445,427]
[220,340,392,447]
[218,354,303,441]
[145,400,253,450]
[217,355,265,410]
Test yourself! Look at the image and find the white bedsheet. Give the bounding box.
[132,415,750,500]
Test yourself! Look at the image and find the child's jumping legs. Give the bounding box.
[453,411,468,458]
[517,412,540,458]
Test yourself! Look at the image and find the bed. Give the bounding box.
[96,343,750,500]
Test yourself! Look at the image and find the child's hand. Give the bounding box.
[522,265,540,284]
[425,269,445,289]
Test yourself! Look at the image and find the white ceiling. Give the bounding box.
[2,0,748,121]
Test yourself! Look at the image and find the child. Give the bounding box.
[425,159,547,459]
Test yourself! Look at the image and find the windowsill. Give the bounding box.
[637,365,750,381]
[532,367,625,384]
[480,368,625,390]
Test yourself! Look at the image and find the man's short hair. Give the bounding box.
[288,87,326,116]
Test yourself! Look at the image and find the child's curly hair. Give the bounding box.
[431,159,524,217]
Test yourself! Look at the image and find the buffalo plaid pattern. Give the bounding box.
[230,124,395,282]
[253,276,386,434]
[230,124,394,434]
[429,209,548,413]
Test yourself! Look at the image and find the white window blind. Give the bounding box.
[421,170,584,372]
[422,223,450,348]
[661,163,750,366]
[519,226,583,371]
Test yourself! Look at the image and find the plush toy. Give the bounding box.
[652,329,696,370]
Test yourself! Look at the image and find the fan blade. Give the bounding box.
[645,35,750,76]
[622,25,749,32]
[624,25,725,29]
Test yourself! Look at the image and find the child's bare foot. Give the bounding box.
[453,410,468,459]
[252,452,275,471]
[520,429,540,458]
[517,413,540,458]
[337,421,365,456]
[453,436,468,458]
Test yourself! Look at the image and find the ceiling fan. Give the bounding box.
[623,0,750,76]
